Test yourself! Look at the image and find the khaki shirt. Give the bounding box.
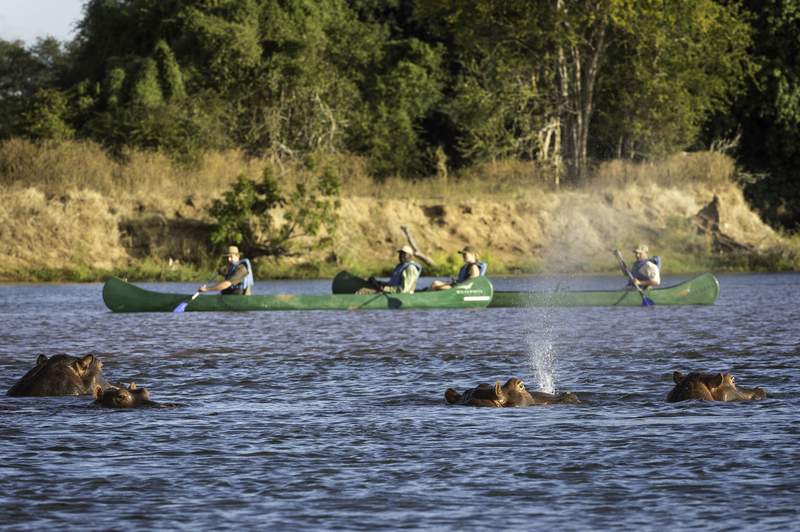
[635,261,661,285]
[384,265,420,294]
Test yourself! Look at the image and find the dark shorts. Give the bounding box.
[221,287,245,295]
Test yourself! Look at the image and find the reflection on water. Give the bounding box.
[0,273,799,529]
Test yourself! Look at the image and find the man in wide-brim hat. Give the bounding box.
[629,244,660,289]
[199,245,254,295]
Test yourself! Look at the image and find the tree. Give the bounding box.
[228,0,372,157]
[417,0,751,181]
[0,38,70,139]
[348,38,445,177]
[19,89,75,140]
[714,0,800,229]
[416,0,602,180]
[209,166,341,259]
[593,0,752,160]
[415,0,561,172]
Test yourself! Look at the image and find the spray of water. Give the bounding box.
[525,307,557,394]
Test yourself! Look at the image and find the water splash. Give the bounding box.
[525,308,557,394]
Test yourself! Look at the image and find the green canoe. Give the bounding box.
[488,273,720,307]
[102,275,494,312]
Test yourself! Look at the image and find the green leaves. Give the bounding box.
[579,0,751,159]
[0,0,789,216]
[209,166,341,259]
[350,38,445,177]
[19,89,75,141]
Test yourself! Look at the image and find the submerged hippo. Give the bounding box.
[94,382,159,408]
[7,354,108,396]
[445,377,580,407]
[667,371,767,402]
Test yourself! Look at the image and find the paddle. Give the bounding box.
[173,277,217,313]
[331,271,371,294]
[612,249,655,307]
[172,291,201,313]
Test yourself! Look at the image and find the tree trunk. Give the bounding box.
[556,0,609,182]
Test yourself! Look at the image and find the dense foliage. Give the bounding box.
[209,165,341,259]
[0,0,797,227]
[702,0,800,230]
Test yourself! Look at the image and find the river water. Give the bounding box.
[0,273,798,530]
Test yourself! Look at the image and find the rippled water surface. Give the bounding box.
[1,273,799,530]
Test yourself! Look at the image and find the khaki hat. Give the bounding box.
[223,245,241,256]
[633,244,649,253]
[398,245,415,256]
[459,246,476,255]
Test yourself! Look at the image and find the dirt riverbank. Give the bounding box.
[1,144,795,282]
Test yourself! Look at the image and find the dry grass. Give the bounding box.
[333,157,556,200]
[0,138,116,193]
[0,139,265,217]
[0,138,735,205]
[0,187,125,273]
[592,151,735,190]
[0,138,796,280]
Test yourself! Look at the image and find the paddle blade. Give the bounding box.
[173,291,201,313]
[641,296,655,307]
[332,271,370,294]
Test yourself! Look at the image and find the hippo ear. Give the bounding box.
[129,382,136,390]
[94,385,103,399]
[72,355,92,374]
[36,354,48,365]
[445,388,462,404]
[495,380,502,396]
[75,354,94,371]
[673,371,684,384]
[709,373,724,388]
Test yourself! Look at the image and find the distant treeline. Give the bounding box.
[1,0,798,228]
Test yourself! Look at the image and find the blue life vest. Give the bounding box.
[387,261,422,286]
[456,261,487,283]
[632,256,660,281]
[224,258,254,293]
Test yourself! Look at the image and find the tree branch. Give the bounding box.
[400,225,435,266]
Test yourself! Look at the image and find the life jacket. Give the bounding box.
[223,258,253,294]
[631,256,660,281]
[456,261,487,284]
[387,261,422,286]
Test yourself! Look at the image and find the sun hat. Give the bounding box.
[633,244,649,254]
[398,245,415,255]
[459,246,476,255]
[223,245,241,256]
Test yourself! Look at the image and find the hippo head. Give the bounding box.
[667,371,767,402]
[446,377,581,407]
[94,382,153,408]
[501,377,537,407]
[7,354,108,397]
[445,381,504,407]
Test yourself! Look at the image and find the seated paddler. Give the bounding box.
[362,245,422,294]
[198,245,254,295]
[628,244,661,289]
[430,246,486,291]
